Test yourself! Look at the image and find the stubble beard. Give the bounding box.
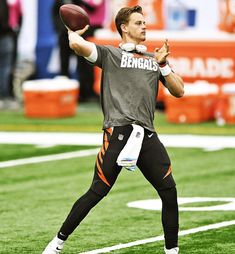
[127,31,146,44]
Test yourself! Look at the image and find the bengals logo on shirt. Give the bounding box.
[120,52,158,71]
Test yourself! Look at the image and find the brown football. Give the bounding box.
[59,4,90,31]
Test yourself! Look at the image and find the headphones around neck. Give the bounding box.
[119,43,147,53]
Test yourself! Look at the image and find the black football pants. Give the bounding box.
[58,125,179,249]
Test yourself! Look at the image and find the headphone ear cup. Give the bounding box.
[136,45,147,53]
[119,43,136,52]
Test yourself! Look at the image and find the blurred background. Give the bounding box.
[0,0,235,126]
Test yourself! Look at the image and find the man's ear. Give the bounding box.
[121,24,128,34]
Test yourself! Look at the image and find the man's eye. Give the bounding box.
[136,22,145,25]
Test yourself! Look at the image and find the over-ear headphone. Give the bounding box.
[119,43,147,53]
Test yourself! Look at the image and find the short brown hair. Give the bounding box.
[115,5,143,37]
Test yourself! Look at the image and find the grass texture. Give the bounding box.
[0,104,235,135]
[0,104,235,253]
[0,147,234,253]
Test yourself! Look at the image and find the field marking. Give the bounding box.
[0,133,234,169]
[0,132,235,149]
[0,148,99,168]
[0,132,102,146]
[79,220,235,254]
[128,197,235,211]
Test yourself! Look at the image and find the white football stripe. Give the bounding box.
[79,220,235,254]
[0,148,99,168]
[128,197,235,211]
[0,132,235,149]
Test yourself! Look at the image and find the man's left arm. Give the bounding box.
[155,39,184,98]
[161,68,184,98]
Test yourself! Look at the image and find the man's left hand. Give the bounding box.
[154,39,170,64]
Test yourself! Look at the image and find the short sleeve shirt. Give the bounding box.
[93,45,167,132]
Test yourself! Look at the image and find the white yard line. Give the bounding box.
[79,220,235,254]
[0,132,235,149]
[0,148,99,168]
[0,132,102,146]
[0,132,234,168]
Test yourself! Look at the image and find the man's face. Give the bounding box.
[124,12,146,42]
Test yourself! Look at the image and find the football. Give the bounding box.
[59,4,90,31]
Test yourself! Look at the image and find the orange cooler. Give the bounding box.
[23,77,79,118]
[165,82,219,123]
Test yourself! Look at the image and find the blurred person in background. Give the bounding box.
[219,0,235,33]
[43,5,184,254]
[52,0,107,102]
[0,0,22,110]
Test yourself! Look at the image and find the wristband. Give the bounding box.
[158,61,167,67]
[159,64,172,76]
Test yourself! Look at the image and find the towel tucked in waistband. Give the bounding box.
[116,124,144,171]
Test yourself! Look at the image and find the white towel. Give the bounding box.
[116,124,144,171]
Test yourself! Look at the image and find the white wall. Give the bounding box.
[184,0,220,30]
[164,0,220,31]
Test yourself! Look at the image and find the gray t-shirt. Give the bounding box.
[93,45,168,132]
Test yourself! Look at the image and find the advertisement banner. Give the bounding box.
[146,40,235,85]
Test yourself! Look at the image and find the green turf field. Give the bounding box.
[0,105,235,253]
[0,104,235,135]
